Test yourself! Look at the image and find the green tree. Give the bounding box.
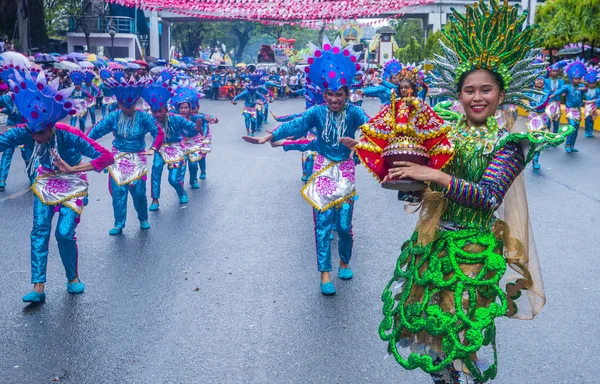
[390,19,424,48]
[536,0,600,58]
[395,35,422,63]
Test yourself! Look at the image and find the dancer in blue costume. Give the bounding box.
[0,60,34,190]
[0,69,114,303]
[83,70,100,126]
[549,58,587,153]
[88,76,165,235]
[252,37,370,295]
[98,69,117,117]
[232,72,268,137]
[271,85,325,182]
[68,71,92,132]
[171,80,218,188]
[544,61,567,133]
[143,76,206,211]
[583,67,600,138]
[525,61,551,170]
[363,60,427,107]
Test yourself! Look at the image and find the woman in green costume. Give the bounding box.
[352,1,574,383]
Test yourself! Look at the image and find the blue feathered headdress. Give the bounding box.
[83,70,96,84]
[565,58,587,81]
[383,59,403,81]
[141,76,174,111]
[99,68,112,80]
[584,66,599,85]
[107,75,147,109]
[304,36,360,93]
[305,84,325,107]
[8,70,84,133]
[69,70,85,86]
[159,69,174,83]
[112,69,126,83]
[546,59,568,76]
[171,80,203,110]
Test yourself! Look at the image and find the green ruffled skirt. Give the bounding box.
[379,226,510,383]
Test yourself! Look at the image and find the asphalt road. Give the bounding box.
[0,98,598,384]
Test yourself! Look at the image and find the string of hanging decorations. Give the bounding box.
[105,0,434,26]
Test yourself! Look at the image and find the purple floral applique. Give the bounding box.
[315,176,337,196]
[164,146,178,157]
[119,158,135,175]
[46,178,71,194]
[339,160,355,183]
[313,155,326,171]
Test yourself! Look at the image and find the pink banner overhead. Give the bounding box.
[106,0,434,25]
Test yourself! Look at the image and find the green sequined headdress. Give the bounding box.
[430,0,545,110]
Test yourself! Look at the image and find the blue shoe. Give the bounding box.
[67,280,85,294]
[22,291,46,303]
[320,281,336,295]
[565,146,572,153]
[301,175,308,182]
[179,192,188,204]
[0,181,5,191]
[338,266,354,280]
[190,180,200,189]
[571,147,579,153]
[140,221,150,230]
[249,133,255,137]
[149,203,159,211]
[532,162,541,170]
[199,173,206,180]
[109,227,123,236]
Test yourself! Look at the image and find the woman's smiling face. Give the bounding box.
[458,69,505,127]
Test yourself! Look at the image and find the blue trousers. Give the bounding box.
[88,106,97,126]
[0,146,32,182]
[566,119,580,147]
[313,202,354,272]
[187,157,206,182]
[151,154,186,199]
[31,196,80,283]
[547,117,560,133]
[243,113,257,132]
[109,176,148,228]
[70,115,87,132]
[585,116,595,136]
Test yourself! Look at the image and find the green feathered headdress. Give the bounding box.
[430,0,546,110]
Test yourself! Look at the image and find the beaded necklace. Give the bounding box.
[454,115,499,154]
[117,111,137,139]
[322,105,348,146]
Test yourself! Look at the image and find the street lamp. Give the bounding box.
[108,22,116,59]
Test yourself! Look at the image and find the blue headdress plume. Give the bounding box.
[383,59,403,81]
[584,66,599,85]
[99,68,112,80]
[171,80,203,110]
[83,70,96,84]
[0,60,27,83]
[112,69,126,83]
[565,58,587,81]
[304,36,360,93]
[8,70,84,133]
[305,84,325,108]
[107,75,147,109]
[159,69,174,83]
[546,59,568,76]
[69,70,85,86]
[141,76,174,111]
[245,70,266,94]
